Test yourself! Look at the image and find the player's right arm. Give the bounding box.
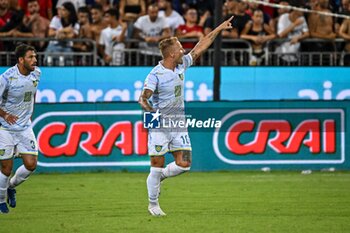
[138,89,154,112]
[189,16,234,61]
[0,74,18,125]
[139,73,158,112]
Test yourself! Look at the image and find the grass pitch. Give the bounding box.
[1,171,350,233]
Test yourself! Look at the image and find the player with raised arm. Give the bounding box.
[0,44,41,214]
[139,16,233,216]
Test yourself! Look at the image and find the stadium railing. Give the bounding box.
[113,38,253,66]
[1,37,348,66]
[265,38,347,66]
[0,37,98,66]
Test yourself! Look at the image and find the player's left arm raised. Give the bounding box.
[189,16,233,61]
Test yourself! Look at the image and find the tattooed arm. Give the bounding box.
[190,16,234,61]
[138,89,155,112]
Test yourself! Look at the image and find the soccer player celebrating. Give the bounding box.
[0,44,41,214]
[139,16,233,216]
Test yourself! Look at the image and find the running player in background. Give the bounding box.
[0,44,41,214]
[139,16,233,216]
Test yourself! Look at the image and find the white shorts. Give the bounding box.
[148,130,192,156]
[0,127,38,160]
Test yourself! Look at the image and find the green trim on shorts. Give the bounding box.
[19,152,38,156]
[169,147,192,152]
[149,150,169,156]
[0,157,14,161]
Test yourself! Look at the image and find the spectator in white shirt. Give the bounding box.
[99,8,127,65]
[158,0,184,35]
[133,4,171,57]
[275,7,309,63]
[45,2,79,65]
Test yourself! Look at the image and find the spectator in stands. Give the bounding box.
[340,0,349,13]
[8,0,18,10]
[308,0,337,39]
[158,0,184,35]
[0,0,24,35]
[232,0,251,37]
[45,2,79,66]
[183,0,215,16]
[74,6,93,52]
[0,0,24,51]
[245,1,271,24]
[90,4,107,49]
[16,0,50,51]
[337,0,349,25]
[86,0,118,8]
[99,8,127,65]
[308,0,337,65]
[56,0,86,12]
[133,4,171,59]
[119,0,146,39]
[175,8,203,49]
[269,1,289,33]
[275,1,309,64]
[18,0,53,19]
[119,0,146,22]
[94,0,112,12]
[241,9,276,65]
[204,1,237,39]
[339,3,350,65]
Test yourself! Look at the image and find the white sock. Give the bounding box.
[0,172,9,203]
[9,165,33,189]
[147,167,163,204]
[161,162,190,181]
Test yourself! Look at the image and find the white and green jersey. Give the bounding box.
[0,65,41,131]
[143,54,193,115]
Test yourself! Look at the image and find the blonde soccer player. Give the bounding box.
[139,16,234,216]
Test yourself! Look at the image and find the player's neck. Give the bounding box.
[161,59,176,71]
[17,64,30,76]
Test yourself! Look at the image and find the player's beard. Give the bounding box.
[24,61,35,72]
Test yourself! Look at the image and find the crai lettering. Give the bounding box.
[226,119,336,155]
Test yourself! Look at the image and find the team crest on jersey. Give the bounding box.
[30,76,38,87]
[0,149,5,156]
[32,80,38,87]
[9,77,17,81]
[178,73,184,81]
[155,145,163,152]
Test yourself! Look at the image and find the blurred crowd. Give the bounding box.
[0,0,350,65]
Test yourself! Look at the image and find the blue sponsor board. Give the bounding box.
[0,67,214,102]
[221,67,350,100]
[1,67,349,101]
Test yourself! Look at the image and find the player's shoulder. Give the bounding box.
[32,66,41,78]
[149,64,164,76]
[1,66,17,80]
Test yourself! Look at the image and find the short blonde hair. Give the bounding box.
[159,37,178,58]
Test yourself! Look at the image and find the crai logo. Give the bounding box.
[213,109,345,165]
[33,110,150,167]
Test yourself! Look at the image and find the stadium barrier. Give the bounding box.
[27,101,350,172]
[265,38,347,66]
[0,37,98,66]
[1,37,348,66]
